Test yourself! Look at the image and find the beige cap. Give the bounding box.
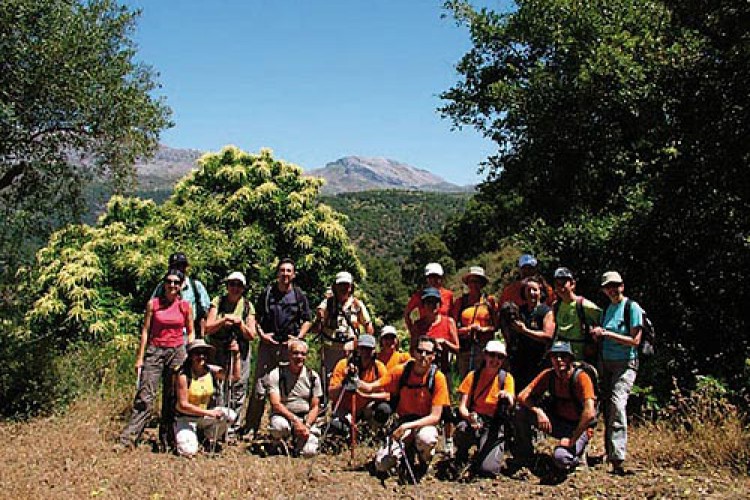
[601,271,623,287]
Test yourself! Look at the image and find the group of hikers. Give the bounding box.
[116,252,647,483]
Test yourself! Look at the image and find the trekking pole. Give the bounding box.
[468,331,477,372]
[349,391,357,465]
[224,353,235,442]
[306,379,350,478]
[395,437,418,485]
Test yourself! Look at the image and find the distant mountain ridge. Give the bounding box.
[136,145,203,190]
[308,156,471,194]
[133,147,473,195]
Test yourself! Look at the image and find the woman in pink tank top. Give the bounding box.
[118,268,195,450]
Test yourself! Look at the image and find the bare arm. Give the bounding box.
[297,320,312,339]
[440,317,460,353]
[185,303,195,343]
[567,398,596,445]
[175,373,224,419]
[242,313,256,341]
[204,305,225,336]
[591,325,641,347]
[512,310,554,344]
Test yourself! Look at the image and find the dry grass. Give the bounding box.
[632,380,750,474]
[0,394,748,499]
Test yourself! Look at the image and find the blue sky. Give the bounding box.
[125,0,512,186]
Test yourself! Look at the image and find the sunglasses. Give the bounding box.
[485,352,506,359]
[415,348,435,356]
[227,281,244,288]
[165,279,182,285]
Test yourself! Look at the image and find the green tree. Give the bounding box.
[360,255,410,326]
[4,146,362,417]
[401,233,456,289]
[0,0,171,281]
[442,0,750,392]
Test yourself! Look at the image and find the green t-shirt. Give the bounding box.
[208,295,255,344]
[555,297,601,360]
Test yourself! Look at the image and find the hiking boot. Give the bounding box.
[377,454,398,473]
[610,460,632,476]
[443,437,455,458]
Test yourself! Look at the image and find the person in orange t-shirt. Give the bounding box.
[376,325,411,371]
[516,341,597,474]
[452,266,498,378]
[454,340,515,476]
[328,334,390,436]
[358,336,450,475]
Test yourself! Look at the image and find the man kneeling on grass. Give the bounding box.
[357,336,450,479]
[267,339,323,457]
[515,341,597,476]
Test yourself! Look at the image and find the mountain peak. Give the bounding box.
[308,156,465,194]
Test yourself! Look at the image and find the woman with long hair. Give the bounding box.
[118,268,194,450]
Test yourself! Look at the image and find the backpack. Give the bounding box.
[553,296,597,363]
[187,278,206,334]
[623,299,655,357]
[390,360,438,414]
[547,362,600,417]
[468,367,507,415]
[279,364,318,406]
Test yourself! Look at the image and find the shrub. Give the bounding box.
[635,376,750,473]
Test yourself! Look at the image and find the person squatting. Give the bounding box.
[117,253,647,482]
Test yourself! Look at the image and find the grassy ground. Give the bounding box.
[0,396,748,499]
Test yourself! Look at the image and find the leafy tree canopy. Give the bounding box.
[401,233,456,289]
[17,146,363,352]
[442,0,750,391]
[0,0,172,278]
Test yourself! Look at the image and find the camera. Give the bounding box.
[334,324,351,343]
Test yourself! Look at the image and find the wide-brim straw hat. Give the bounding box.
[462,266,488,285]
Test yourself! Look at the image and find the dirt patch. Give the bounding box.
[0,399,747,499]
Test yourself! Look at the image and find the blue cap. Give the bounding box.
[547,341,575,358]
[519,254,538,268]
[421,287,442,301]
[357,334,377,349]
[553,267,574,280]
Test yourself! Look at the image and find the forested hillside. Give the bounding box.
[321,190,470,261]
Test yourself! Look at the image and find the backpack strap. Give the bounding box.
[468,366,506,413]
[468,368,482,412]
[279,365,316,407]
[575,297,590,338]
[623,298,632,331]
[279,365,289,401]
[398,360,415,390]
[398,361,437,392]
[242,297,251,322]
[293,286,304,325]
[188,278,206,321]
